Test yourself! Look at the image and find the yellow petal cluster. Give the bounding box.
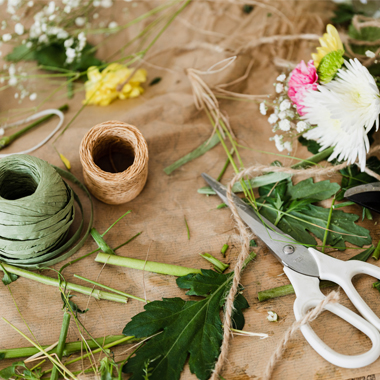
[312,24,344,69]
[84,63,147,106]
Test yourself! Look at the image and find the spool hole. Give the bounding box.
[92,136,135,173]
[0,170,38,200]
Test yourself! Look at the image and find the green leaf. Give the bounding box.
[149,77,162,86]
[287,178,340,202]
[259,203,371,249]
[0,263,18,286]
[331,4,358,25]
[0,353,5,360]
[61,293,89,315]
[0,361,27,379]
[298,136,322,155]
[34,44,67,69]
[348,24,380,55]
[122,270,249,380]
[5,45,35,62]
[349,245,374,262]
[338,156,380,200]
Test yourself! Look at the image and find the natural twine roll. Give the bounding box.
[79,120,149,205]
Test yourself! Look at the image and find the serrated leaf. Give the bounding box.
[122,270,249,380]
[287,178,340,201]
[0,361,27,379]
[298,136,322,155]
[259,203,371,249]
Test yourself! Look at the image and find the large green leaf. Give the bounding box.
[5,45,35,62]
[122,270,249,380]
[287,178,340,201]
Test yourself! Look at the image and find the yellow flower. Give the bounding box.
[84,63,147,106]
[312,24,344,69]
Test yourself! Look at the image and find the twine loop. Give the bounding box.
[79,120,149,205]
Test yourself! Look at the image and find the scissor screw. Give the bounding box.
[283,245,295,255]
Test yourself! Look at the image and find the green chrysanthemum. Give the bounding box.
[317,49,344,84]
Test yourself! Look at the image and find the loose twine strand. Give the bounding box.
[262,290,340,380]
[210,145,380,380]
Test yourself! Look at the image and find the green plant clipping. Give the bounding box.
[122,270,249,380]
[199,253,229,273]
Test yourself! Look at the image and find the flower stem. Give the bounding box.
[73,274,147,303]
[199,253,229,273]
[95,252,202,277]
[322,195,336,253]
[373,240,380,260]
[0,263,127,303]
[217,148,234,181]
[290,147,334,169]
[0,104,68,150]
[50,311,71,380]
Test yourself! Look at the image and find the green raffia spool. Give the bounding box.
[0,155,93,269]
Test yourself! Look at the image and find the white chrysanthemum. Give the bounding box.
[323,59,380,134]
[302,89,369,170]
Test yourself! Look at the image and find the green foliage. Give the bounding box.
[99,356,119,380]
[338,156,380,200]
[61,293,89,315]
[0,354,4,361]
[0,361,43,380]
[298,136,322,155]
[348,24,380,56]
[331,3,358,25]
[242,4,254,13]
[0,264,18,286]
[350,245,374,261]
[249,239,257,247]
[122,270,249,380]
[317,50,344,83]
[6,42,102,74]
[257,178,371,249]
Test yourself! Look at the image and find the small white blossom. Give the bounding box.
[75,17,85,26]
[57,30,69,39]
[273,135,284,152]
[365,50,376,58]
[14,23,24,35]
[8,64,16,76]
[283,141,292,152]
[2,34,12,42]
[46,1,55,14]
[93,0,100,6]
[276,73,286,82]
[38,34,48,44]
[296,121,308,133]
[279,99,291,111]
[275,83,284,93]
[278,111,286,120]
[14,92,19,99]
[93,13,99,19]
[108,21,118,29]
[267,311,278,322]
[279,119,291,131]
[29,93,37,101]
[268,113,278,124]
[66,47,76,58]
[0,128,4,136]
[26,41,33,48]
[64,5,71,12]
[9,77,17,86]
[259,102,267,115]
[101,0,112,7]
[27,0,34,6]
[64,38,74,47]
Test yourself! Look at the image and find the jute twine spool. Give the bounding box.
[79,120,148,205]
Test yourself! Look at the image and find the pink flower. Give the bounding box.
[288,60,318,116]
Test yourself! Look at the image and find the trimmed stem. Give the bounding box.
[50,311,71,380]
[258,280,336,302]
[74,274,146,303]
[0,263,127,303]
[321,196,336,253]
[290,147,334,169]
[95,252,202,277]
[0,104,68,150]
[199,253,229,273]
[373,240,380,260]
[217,149,234,181]
[0,335,127,360]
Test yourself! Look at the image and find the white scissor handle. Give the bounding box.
[309,247,380,331]
[284,266,380,368]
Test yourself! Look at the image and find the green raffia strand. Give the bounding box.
[163,133,220,175]
[321,196,336,253]
[258,246,375,301]
[373,240,380,260]
[0,105,69,150]
[90,228,115,255]
[0,263,127,303]
[0,155,93,269]
[199,253,229,273]
[95,252,202,277]
[50,311,71,380]
[221,244,228,256]
[74,274,147,303]
[184,217,190,240]
[198,172,292,195]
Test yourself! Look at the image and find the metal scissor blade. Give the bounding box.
[344,183,380,214]
[202,173,320,277]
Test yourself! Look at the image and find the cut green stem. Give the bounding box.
[74,274,147,303]
[321,195,336,253]
[0,263,127,303]
[184,216,190,240]
[217,148,234,181]
[221,244,229,257]
[199,253,229,273]
[95,252,202,277]
[50,311,71,380]
[0,104,68,150]
[373,240,380,260]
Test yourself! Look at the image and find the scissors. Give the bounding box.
[202,173,380,369]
